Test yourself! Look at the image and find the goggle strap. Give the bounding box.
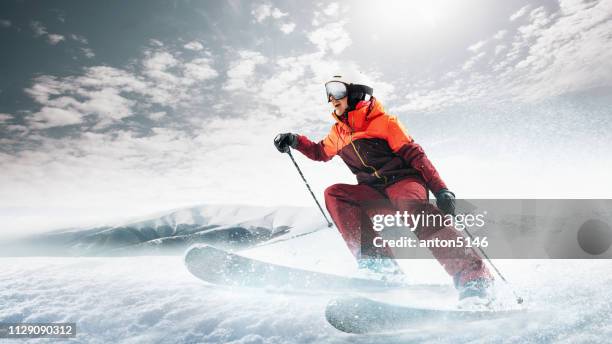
[349,84,373,96]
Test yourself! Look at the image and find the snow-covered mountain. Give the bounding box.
[0,204,328,256]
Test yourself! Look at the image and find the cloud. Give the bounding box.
[22,46,220,131]
[70,34,88,44]
[493,30,507,40]
[183,58,218,81]
[29,106,84,129]
[253,52,325,116]
[323,3,340,16]
[183,41,204,51]
[30,21,47,36]
[1,113,314,234]
[271,7,288,19]
[462,51,486,71]
[510,5,532,21]
[0,127,212,212]
[251,3,294,34]
[308,22,351,54]
[148,111,166,121]
[143,51,179,84]
[494,45,506,56]
[80,88,135,122]
[4,125,29,134]
[149,39,164,47]
[47,34,65,45]
[252,4,270,22]
[140,49,219,105]
[0,19,11,28]
[517,7,553,39]
[0,113,13,122]
[30,20,69,45]
[81,47,95,58]
[25,75,67,104]
[78,66,148,92]
[467,40,486,52]
[395,0,612,111]
[53,9,66,23]
[312,2,342,26]
[252,3,287,23]
[223,50,267,91]
[280,22,296,34]
[24,68,144,129]
[506,0,612,100]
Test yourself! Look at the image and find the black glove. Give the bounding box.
[274,133,298,153]
[435,189,456,215]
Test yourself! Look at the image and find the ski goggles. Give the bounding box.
[325,81,348,102]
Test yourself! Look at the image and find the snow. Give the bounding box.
[1,228,611,343]
[1,205,611,343]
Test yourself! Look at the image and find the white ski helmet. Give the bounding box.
[325,70,370,86]
[325,72,373,110]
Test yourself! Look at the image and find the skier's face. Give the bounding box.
[329,95,348,116]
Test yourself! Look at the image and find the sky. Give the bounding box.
[0,0,611,235]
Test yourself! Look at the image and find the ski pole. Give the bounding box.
[463,227,524,304]
[286,149,333,228]
[256,227,329,248]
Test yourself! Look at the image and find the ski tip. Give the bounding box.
[325,298,369,334]
[184,243,210,260]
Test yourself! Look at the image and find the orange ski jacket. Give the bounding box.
[295,97,447,193]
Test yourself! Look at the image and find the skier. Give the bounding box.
[274,73,493,299]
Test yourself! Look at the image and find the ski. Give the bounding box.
[184,244,426,292]
[325,296,525,333]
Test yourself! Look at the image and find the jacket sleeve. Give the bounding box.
[295,128,338,162]
[385,116,448,194]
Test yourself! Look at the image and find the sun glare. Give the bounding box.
[362,0,456,33]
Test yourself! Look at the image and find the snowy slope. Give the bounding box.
[0,228,611,343]
[0,205,610,343]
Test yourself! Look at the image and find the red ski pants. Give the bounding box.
[324,177,491,285]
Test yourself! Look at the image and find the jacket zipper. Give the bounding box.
[349,131,388,184]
